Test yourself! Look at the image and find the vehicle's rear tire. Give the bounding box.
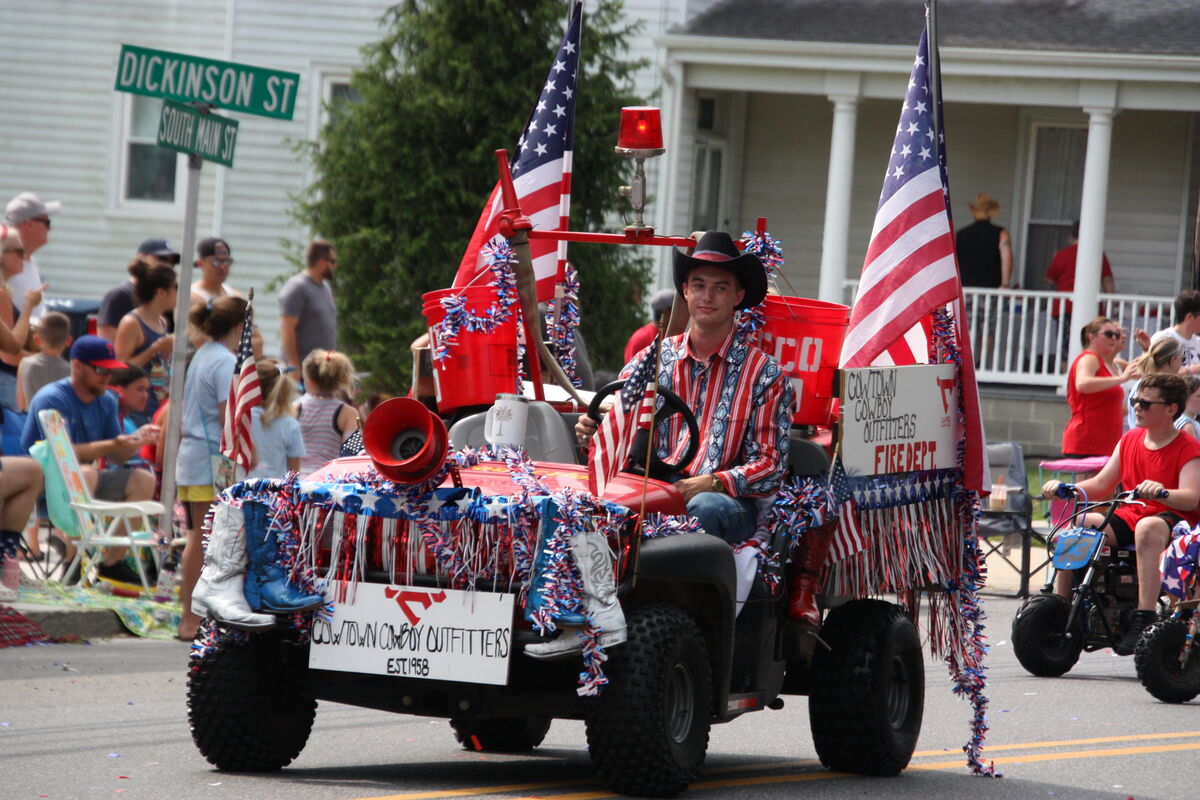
[1135,618,1200,703]
[1011,594,1083,677]
[809,599,924,776]
[585,604,711,797]
[187,629,315,770]
[450,717,552,751]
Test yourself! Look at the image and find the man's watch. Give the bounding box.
[710,474,725,494]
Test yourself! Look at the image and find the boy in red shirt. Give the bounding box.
[1043,373,1200,654]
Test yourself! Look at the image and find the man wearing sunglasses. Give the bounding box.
[1043,372,1200,654]
[4,191,58,322]
[20,335,157,584]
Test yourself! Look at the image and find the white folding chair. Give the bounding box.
[36,409,166,593]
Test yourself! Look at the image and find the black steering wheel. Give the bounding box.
[587,380,700,480]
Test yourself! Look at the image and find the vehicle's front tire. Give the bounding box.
[187,628,315,770]
[585,604,711,797]
[450,717,552,751]
[809,599,924,776]
[1011,593,1084,677]
[1135,618,1200,703]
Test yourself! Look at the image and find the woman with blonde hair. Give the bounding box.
[175,295,249,640]
[0,226,45,409]
[248,358,305,479]
[1125,336,1183,429]
[296,349,359,475]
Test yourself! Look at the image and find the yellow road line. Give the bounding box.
[354,733,1200,800]
[912,729,1200,756]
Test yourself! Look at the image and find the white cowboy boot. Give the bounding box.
[525,526,626,659]
[191,502,276,630]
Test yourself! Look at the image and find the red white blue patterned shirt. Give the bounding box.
[621,326,793,497]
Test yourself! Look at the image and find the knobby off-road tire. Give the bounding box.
[1135,618,1200,704]
[809,599,924,776]
[1011,594,1084,677]
[585,604,712,797]
[450,717,552,751]
[187,630,316,770]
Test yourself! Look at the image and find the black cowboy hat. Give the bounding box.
[672,231,767,310]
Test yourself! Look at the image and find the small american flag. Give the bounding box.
[452,0,581,303]
[220,292,260,473]
[588,336,659,497]
[828,458,865,562]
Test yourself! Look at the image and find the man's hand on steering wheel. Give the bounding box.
[583,380,700,479]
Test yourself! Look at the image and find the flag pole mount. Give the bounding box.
[615,107,666,233]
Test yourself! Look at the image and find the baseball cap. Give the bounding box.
[137,237,181,264]
[197,236,231,259]
[649,288,676,316]
[5,192,62,225]
[69,335,128,370]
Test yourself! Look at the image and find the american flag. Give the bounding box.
[220,294,260,473]
[588,335,659,497]
[451,0,581,303]
[828,458,865,562]
[838,25,987,492]
[1160,532,1200,599]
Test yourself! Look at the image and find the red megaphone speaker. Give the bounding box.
[363,397,449,483]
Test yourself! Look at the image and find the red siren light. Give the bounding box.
[616,106,665,156]
[363,397,449,484]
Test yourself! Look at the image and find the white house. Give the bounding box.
[0,0,709,356]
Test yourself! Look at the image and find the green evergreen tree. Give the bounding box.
[294,0,650,394]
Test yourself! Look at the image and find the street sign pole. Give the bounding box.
[159,151,203,530]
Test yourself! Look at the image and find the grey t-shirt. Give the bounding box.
[278,272,336,365]
[17,352,70,409]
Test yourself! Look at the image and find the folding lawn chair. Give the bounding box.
[978,441,1049,597]
[32,409,167,594]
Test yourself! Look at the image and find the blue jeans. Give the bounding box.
[687,492,758,545]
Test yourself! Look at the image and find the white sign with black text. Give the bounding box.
[838,363,959,476]
[308,584,514,685]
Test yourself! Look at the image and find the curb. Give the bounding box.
[11,602,127,640]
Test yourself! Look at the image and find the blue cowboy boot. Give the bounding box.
[523,496,587,630]
[242,501,324,613]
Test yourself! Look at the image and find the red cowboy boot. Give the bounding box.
[788,521,836,627]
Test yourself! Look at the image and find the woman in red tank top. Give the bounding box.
[1062,317,1137,457]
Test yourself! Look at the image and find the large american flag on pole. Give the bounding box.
[588,335,658,497]
[838,26,987,493]
[220,293,260,473]
[451,0,581,303]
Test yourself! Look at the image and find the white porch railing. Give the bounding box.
[841,281,1173,387]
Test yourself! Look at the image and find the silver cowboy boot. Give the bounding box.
[524,524,626,659]
[191,502,276,630]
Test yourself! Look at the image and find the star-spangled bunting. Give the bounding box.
[220,294,260,473]
[451,0,582,303]
[1161,531,1200,599]
[828,458,865,561]
[588,334,659,497]
[838,28,987,492]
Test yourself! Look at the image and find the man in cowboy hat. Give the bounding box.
[576,230,793,545]
[955,192,1012,290]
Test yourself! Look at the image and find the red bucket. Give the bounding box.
[421,286,519,415]
[755,296,849,427]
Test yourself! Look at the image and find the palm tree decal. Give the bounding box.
[492,406,514,438]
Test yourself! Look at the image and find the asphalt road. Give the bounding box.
[1,595,1195,800]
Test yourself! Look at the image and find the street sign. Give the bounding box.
[156,100,238,167]
[114,44,300,120]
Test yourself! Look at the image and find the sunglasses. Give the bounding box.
[1100,330,1122,339]
[1129,397,1169,410]
[209,257,233,267]
[31,216,51,229]
[86,364,113,377]
[2,247,24,256]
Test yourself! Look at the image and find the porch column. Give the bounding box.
[818,94,859,304]
[1067,106,1114,366]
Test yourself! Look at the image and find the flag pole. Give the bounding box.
[926,0,943,152]
[635,324,666,537]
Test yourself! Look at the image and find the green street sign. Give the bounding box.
[157,100,239,167]
[115,44,300,120]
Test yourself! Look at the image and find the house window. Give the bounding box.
[691,139,724,233]
[122,95,180,204]
[1023,124,1087,289]
[322,77,362,129]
